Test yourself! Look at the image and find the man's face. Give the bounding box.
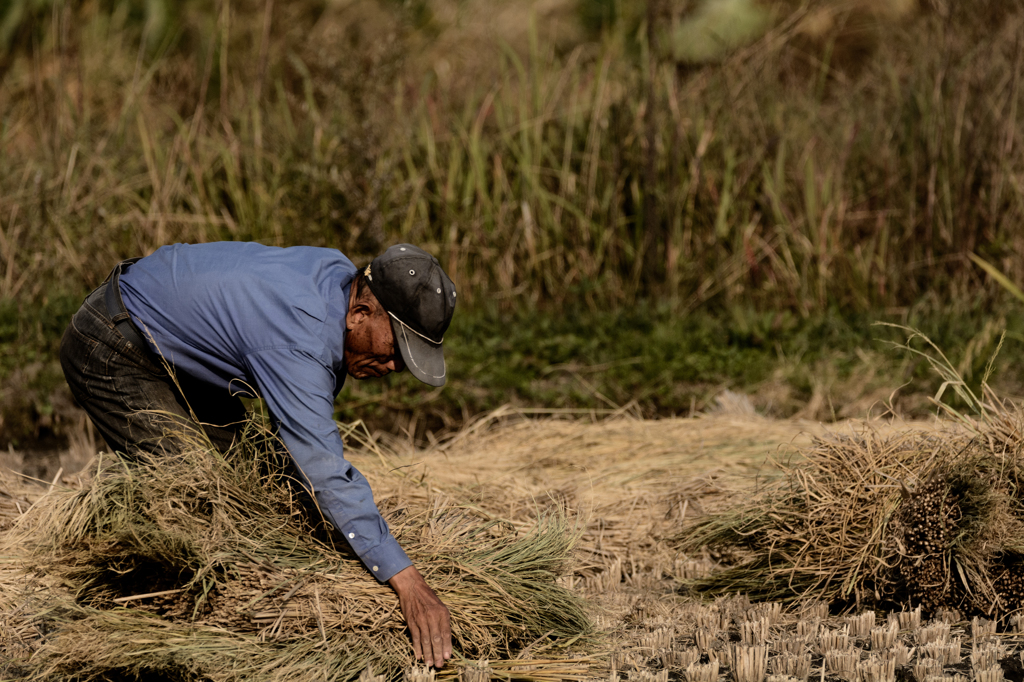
[344,304,406,379]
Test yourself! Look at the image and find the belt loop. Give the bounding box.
[104,258,148,351]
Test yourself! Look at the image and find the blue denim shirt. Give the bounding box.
[119,241,411,582]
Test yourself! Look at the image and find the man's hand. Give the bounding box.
[388,565,452,668]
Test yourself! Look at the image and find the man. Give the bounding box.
[59,241,456,668]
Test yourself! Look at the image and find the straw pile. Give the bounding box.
[0,469,40,533]
[15,400,999,680]
[366,406,830,591]
[1,407,831,679]
[0,420,591,681]
[674,406,1024,616]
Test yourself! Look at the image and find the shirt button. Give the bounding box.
[372,566,379,572]
[348,533,355,539]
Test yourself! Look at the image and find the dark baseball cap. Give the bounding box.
[363,244,456,387]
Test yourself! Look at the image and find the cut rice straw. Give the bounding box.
[0,414,592,681]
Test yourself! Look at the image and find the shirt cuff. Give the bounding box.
[355,533,413,583]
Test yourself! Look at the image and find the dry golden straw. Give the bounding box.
[675,401,1024,615]
[0,416,592,681]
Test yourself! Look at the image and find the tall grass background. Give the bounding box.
[1,0,1023,445]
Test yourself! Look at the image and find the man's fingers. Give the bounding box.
[442,617,453,660]
[429,628,445,668]
[420,615,439,668]
[415,606,448,668]
[408,619,423,662]
[430,606,452,667]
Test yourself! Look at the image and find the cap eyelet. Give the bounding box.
[409,269,415,276]
[436,288,442,294]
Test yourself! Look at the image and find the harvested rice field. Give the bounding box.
[6,406,1024,682]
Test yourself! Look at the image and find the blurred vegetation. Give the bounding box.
[1,0,1023,446]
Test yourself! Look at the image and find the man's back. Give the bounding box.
[119,241,356,395]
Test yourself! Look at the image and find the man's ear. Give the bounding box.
[348,300,374,325]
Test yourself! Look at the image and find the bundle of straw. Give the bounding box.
[674,407,1024,616]
[1,419,591,681]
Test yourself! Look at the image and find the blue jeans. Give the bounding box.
[59,284,245,457]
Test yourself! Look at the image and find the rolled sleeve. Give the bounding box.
[244,348,411,582]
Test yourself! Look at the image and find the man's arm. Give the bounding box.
[244,349,452,666]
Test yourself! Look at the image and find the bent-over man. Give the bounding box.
[59,241,456,667]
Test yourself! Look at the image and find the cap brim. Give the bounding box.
[389,317,447,387]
